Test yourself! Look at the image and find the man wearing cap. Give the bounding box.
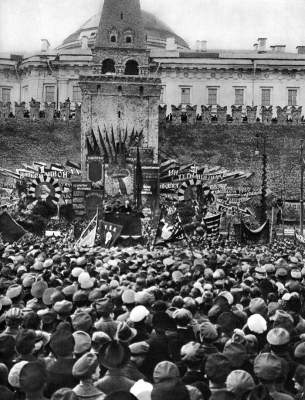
[254,352,294,400]
[45,323,78,397]
[94,299,119,339]
[95,341,136,394]
[121,341,149,381]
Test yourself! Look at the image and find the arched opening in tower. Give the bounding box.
[124,60,139,76]
[102,59,115,74]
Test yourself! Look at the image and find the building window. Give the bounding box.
[181,88,190,104]
[72,86,82,102]
[160,86,166,103]
[22,86,29,101]
[1,88,11,102]
[234,88,244,105]
[45,86,55,102]
[110,35,117,43]
[261,88,271,106]
[207,88,217,105]
[288,88,298,106]
[125,60,139,75]
[126,36,132,44]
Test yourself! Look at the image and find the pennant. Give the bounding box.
[295,231,305,245]
[0,212,27,244]
[154,211,184,246]
[76,211,98,248]
[135,146,143,210]
[101,221,123,248]
[66,160,81,170]
[204,213,221,239]
[239,219,270,245]
[50,163,65,172]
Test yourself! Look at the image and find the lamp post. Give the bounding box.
[255,132,267,223]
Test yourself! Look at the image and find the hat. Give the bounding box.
[129,341,150,356]
[172,308,192,326]
[95,298,114,315]
[130,305,149,323]
[275,268,288,278]
[6,284,22,299]
[50,388,78,400]
[6,307,23,321]
[122,289,135,304]
[199,321,218,341]
[99,340,130,369]
[223,343,249,368]
[92,331,111,350]
[31,280,48,299]
[50,323,75,357]
[43,259,53,268]
[205,354,232,384]
[115,322,137,343]
[71,267,84,278]
[295,342,305,359]
[72,352,98,378]
[130,379,153,400]
[247,314,267,334]
[180,341,205,363]
[135,291,154,306]
[88,288,104,302]
[8,361,28,388]
[266,327,290,346]
[54,300,73,316]
[22,275,36,288]
[62,285,77,298]
[73,331,92,355]
[249,298,267,315]
[153,361,180,383]
[32,261,43,271]
[172,271,183,283]
[254,352,282,381]
[42,288,58,306]
[19,361,47,393]
[37,309,57,325]
[226,370,255,396]
[71,312,92,332]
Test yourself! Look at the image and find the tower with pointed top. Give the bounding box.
[79,0,161,204]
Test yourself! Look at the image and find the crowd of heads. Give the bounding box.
[0,236,305,399]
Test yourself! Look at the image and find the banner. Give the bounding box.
[0,212,27,243]
[76,211,98,248]
[104,211,142,238]
[238,220,270,245]
[204,213,221,239]
[100,221,123,248]
[295,231,305,245]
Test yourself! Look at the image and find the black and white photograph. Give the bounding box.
[0,0,305,399]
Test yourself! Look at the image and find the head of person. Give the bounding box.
[72,352,100,381]
[129,341,150,368]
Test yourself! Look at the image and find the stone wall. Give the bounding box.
[0,120,81,170]
[160,123,305,199]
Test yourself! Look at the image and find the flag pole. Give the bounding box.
[177,213,195,261]
[300,139,304,235]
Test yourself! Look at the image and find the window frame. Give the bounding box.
[287,87,299,106]
[207,86,219,106]
[180,86,191,105]
[234,87,245,106]
[1,87,11,102]
[260,87,272,107]
[72,85,82,102]
[44,85,56,103]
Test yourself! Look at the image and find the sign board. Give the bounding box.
[128,147,154,164]
[140,165,160,212]
[72,182,92,192]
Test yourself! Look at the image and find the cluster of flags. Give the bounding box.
[76,210,123,249]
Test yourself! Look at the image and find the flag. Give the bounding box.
[76,211,98,248]
[154,212,184,246]
[0,212,27,243]
[100,221,123,248]
[66,160,81,170]
[295,231,305,245]
[204,213,221,239]
[50,163,65,172]
[135,146,143,210]
[239,219,270,244]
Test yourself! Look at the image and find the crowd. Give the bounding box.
[0,235,305,400]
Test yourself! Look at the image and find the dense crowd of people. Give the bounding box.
[0,235,305,399]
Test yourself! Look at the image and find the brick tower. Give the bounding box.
[79,0,161,205]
